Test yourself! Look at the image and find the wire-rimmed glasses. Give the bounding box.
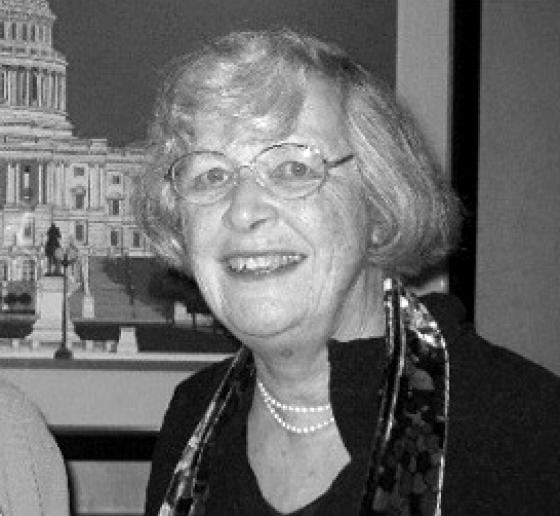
[165,143,354,204]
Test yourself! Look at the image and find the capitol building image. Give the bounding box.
[0,0,195,348]
[0,0,149,279]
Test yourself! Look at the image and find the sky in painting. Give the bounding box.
[47,0,396,147]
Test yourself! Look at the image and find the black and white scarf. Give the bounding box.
[158,278,449,516]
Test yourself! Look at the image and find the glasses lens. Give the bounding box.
[257,145,326,198]
[170,145,329,203]
[172,152,235,202]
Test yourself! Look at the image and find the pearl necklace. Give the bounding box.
[256,379,335,435]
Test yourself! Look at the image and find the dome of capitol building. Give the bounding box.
[0,0,70,136]
[0,0,53,18]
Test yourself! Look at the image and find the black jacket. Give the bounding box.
[145,294,560,516]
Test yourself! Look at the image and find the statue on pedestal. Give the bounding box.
[45,223,61,276]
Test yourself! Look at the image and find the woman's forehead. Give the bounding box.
[189,119,275,155]
[292,79,347,147]
[189,78,346,153]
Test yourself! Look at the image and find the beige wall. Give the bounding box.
[397,0,451,172]
[0,359,207,516]
[477,0,560,375]
[396,0,452,295]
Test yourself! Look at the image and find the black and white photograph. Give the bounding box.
[0,1,558,515]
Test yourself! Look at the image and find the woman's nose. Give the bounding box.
[222,172,278,232]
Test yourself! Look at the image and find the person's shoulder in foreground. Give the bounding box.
[424,293,560,516]
[0,378,71,516]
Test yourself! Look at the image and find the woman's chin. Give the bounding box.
[223,303,301,341]
[230,318,296,340]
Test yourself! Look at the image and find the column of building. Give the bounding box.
[0,66,66,110]
[57,162,64,207]
[3,163,23,205]
[37,163,44,204]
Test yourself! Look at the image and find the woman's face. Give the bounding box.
[181,79,372,349]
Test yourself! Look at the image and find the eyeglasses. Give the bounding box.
[165,143,354,204]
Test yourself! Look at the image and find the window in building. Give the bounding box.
[41,164,48,204]
[22,167,32,201]
[15,68,23,105]
[41,71,48,106]
[38,25,43,42]
[74,192,85,210]
[0,260,8,281]
[50,72,56,107]
[22,24,27,41]
[111,174,122,185]
[132,231,142,248]
[30,70,38,105]
[75,222,86,243]
[21,259,35,281]
[0,69,7,103]
[56,74,62,110]
[20,69,28,105]
[108,199,120,216]
[110,229,120,247]
[74,166,85,177]
[11,23,17,40]
[23,217,33,239]
[0,23,4,39]
[30,25,36,42]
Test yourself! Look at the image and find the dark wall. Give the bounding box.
[448,1,481,321]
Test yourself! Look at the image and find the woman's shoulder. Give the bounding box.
[170,357,234,410]
[422,292,559,381]
[422,292,559,408]
[421,293,560,514]
[145,357,235,516]
[155,357,234,449]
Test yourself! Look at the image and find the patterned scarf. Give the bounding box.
[158,278,449,516]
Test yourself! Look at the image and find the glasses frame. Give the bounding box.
[164,142,354,204]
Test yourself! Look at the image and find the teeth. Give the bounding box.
[227,254,304,273]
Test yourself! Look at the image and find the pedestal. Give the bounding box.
[82,294,95,318]
[28,276,80,348]
[117,326,138,354]
[173,302,191,325]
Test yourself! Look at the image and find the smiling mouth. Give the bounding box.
[225,254,306,275]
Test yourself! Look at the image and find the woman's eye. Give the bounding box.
[193,167,231,188]
[272,161,319,180]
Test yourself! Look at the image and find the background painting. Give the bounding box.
[0,0,396,356]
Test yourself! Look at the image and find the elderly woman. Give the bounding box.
[136,30,560,516]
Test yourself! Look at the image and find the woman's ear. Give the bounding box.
[369,215,391,249]
[371,225,384,246]
[169,238,193,275]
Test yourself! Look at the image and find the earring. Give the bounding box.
[370,227,384,247]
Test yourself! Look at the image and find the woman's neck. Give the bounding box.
[249,266,385,404]
[253,346,331,408]
[332,265,385,342]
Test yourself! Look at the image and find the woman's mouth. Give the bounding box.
[225,253,306,275]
